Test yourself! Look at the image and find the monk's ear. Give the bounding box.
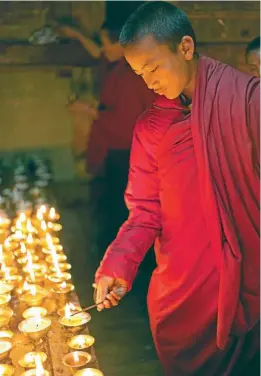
[179,36,194,61]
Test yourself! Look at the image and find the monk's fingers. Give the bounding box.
[96,280,109,305]
[106,293,119,307]
[110,290,122,301]
[97,302,105,312]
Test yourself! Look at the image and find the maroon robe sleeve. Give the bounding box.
[95,112,161,290]
[246,78,260,176]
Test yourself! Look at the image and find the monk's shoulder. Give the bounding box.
[215,60,258,98]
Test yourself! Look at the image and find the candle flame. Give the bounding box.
[23,281,30,291]
[49,207,56,220]
[73,352,79,363]
[26,219,34,233]
[0,245,3,263]
[36,211,43,221]
[16,219,22,231]
[35,354,45,376]
[30,285,37,296]
[14,230,23,240]
[45,233,53,246]
[19,213,26,222]
[4,238,10,249]
[77,336,86,348]
[27,233,33,245]
[20,242,27,254]
[65,303,72,318]
[1,261,6,272]
[61,281,66,289]
[4,268,10,281]
[40,221,47,232]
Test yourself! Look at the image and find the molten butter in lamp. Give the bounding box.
[0,340,12,361]
[0,308,13,328]
[68,335,95,351]
[62,352,91,374]
[0,364,14,376]
[75,369,104,376]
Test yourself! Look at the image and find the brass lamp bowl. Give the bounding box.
[0,340,12,361]
[67,335,95,351]
[42,245,63,255]
[0,267,18,278]
[22,307,48,320]
[0,364,15,376]
[21,369,49,376]
[59,312,91,334]
[50,263,71,273]
[75,369,104,376]
[0,294,11,308]
[62,352,92,375]
[0,308,13,328]
[47,272,71,284]
[18,351,47,369]
[18,317,51,341]
[46,254,67,264]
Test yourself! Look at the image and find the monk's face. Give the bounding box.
[100,29,123,62]
[246,49,260,77]
[124,35,195,99]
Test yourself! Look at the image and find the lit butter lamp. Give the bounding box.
[40,233,59,248]
[0,340,12,361]
[0,294,11,308]
[52,281,74,295]
[68,335,95,351]
[59,304,91,334]
[21,354,49,376]
[0,330,14,341]
[18,351,47,369]
[47,222,62,233]
[48,273,71,285]
[23,307,48,320]
[0,245,14,266]
[42,244,63,255]
[0,217,11,230]
[49,263,71,273]
[20,285,48,307]
[47,207,60,222]
[0,364,15,376]
[62,351,91,375]
[57,303,81,317]
[18,313,51,345]
[75,369,104,376]
[0,308,13,329]
[0,265,18,278]
[3,269,23,288]
[46,254,67,264]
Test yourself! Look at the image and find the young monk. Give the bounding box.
[246,36,260,77]
[94,2,260,375]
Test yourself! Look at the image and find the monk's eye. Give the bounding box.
[150,66,159,73]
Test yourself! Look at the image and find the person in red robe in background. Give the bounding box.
[245,36,260,77]
[93,2,260,375]
[60,20,155,254]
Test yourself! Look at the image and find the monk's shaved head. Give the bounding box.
[119,1,196,52]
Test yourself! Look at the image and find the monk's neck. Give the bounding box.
[182,56,199,101]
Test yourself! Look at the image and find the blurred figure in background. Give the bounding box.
[60,20,155,257]
[245,36,260,77]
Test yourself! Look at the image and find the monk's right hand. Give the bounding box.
[94,276,128,312]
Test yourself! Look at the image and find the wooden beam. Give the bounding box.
[0,39,96,67]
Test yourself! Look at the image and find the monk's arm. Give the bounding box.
[247,78,260,175]
[95,115,161,290]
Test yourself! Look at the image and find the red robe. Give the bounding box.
[86,58,155,175]
[96,55,260,375]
